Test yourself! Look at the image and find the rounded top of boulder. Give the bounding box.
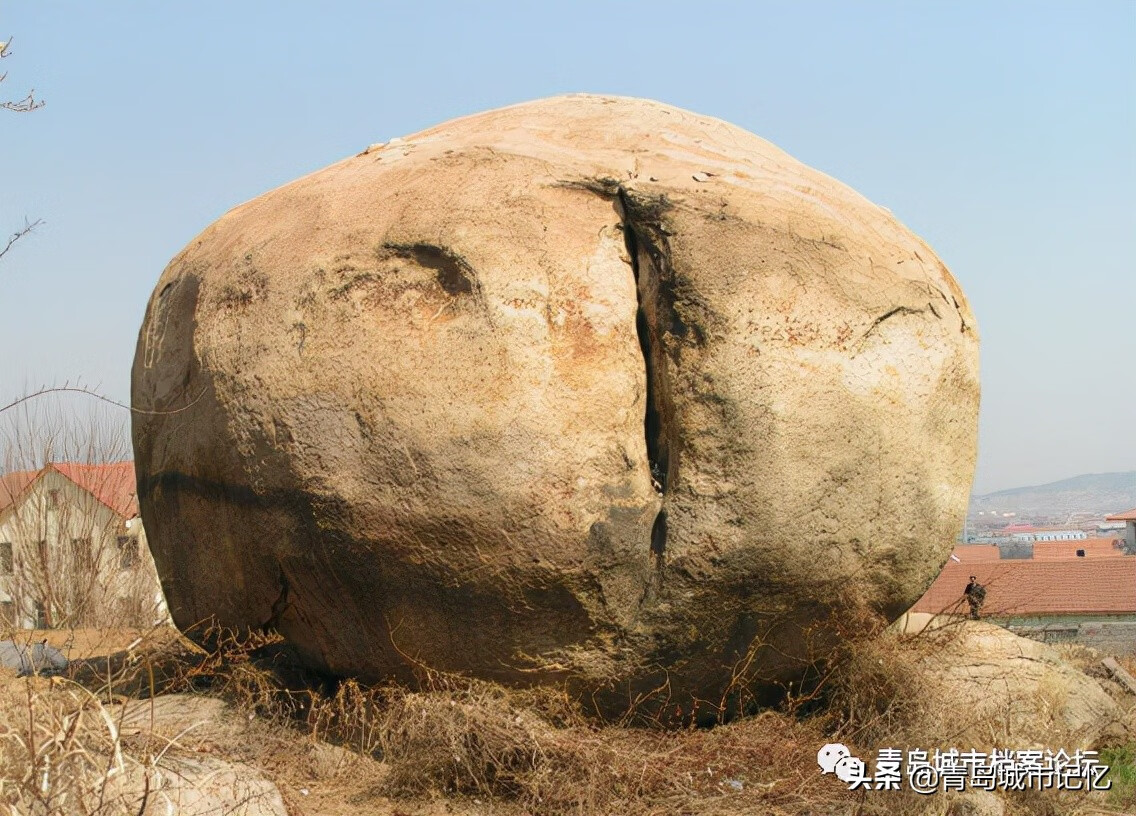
[359,92,799,175]
[211,93,971,322]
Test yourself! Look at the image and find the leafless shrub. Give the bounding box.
[0,669,293,815]
[0,676,129,813]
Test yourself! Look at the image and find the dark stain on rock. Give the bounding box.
[380,242,478,297]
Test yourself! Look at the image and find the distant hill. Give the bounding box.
[970,471,1136,518]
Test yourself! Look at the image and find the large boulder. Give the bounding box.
[132,94,979,717]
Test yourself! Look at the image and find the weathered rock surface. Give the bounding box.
[132,755,290,816]
[132,94,979,717]
[904,623,1124,748]
[101,697,289,816]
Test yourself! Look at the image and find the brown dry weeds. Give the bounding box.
[1,619,1132,816]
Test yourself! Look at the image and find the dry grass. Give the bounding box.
[0,676,128,814]
[0,676,288,815]
[2,617,1134,816]
[824,634,935,749]
[190,643,856,815]
[0,623,855,815]
[0,625,295,815]
[373,675,850,815]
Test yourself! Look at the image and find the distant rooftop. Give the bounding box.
[952,538,1124,562]
[1106,508,1136,522]
[1033,538,1126,559]
[997,524,1090,534]
[0,470,39,512]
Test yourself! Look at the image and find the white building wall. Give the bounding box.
[0,471,169,629]
[1008,530,1087,543]
[1033,531,1087,542]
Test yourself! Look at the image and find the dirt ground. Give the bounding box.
[2,625,183,659]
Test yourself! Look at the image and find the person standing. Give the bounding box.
[964,575,986,620]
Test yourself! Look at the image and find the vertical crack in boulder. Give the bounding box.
[616,186,678,566]
[260,568,291,634]
[650,510,668,558]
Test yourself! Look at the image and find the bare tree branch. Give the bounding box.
[1,37,45,113]
[0,218,43,262]
[0,386,208,418]
[0,39,178,425]
[0,89,44,113]
[2,37,45,266]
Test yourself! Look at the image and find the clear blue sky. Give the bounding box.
[1,1,1133,494]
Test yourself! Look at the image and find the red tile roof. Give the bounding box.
[50,462,139,519]
[0,469,39,514]
[949,545,1001,562]
[912,558,1136,616]
[1106,508,1136,522]
[0,462,139,520]
[1032,537,1126,559]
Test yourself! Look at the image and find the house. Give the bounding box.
[910,557,1136,654]
[1017,529,1087,542]
[994,526,1088,542]
[957,536,1123,560]
[1032,537,1127,559]
[1105,508,1136,554]
[0,462,168,629]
